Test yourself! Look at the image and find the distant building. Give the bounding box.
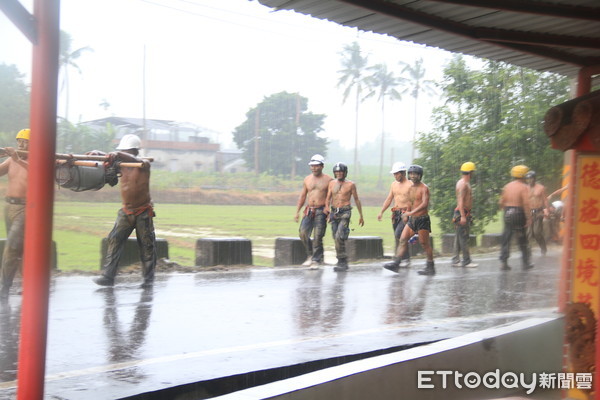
[80,117,246,173]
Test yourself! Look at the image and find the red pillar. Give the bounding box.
[16,0,60,398]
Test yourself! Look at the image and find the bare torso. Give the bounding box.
[329,179,355,208]
[408,182,429,217]
[304,173,332,207]
[455,178,473,210]
[392,179,413,209]
[0,158,28,198]
[529,183,547,209]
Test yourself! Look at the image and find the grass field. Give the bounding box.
[0,201,504,271]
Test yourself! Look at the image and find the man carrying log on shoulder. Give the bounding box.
[89,134,157,288]
[0,129,30,299]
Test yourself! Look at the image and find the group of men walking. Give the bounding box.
[295,155,555,276]
[0,130,157,299]
[0,131,558,298]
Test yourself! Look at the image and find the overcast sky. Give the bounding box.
[1,0,458,149]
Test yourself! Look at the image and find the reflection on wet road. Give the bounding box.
[0,250,561,399]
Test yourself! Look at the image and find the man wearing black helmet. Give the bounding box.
[324,162,364,272]
[383,165,435,276]
[525,170,548,256]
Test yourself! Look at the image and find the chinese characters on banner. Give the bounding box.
[572,156,600,313]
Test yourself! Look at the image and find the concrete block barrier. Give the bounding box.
[346,236,384,262]
[441,234,477,253]
[100,237,169,269]
[0,239,57,270]
[274,237,307,266]
[481,233,502,248]
[195,237,252,267]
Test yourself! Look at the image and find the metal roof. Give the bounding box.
[257,0,600,77]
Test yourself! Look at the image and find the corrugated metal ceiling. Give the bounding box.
[257,0,600,77]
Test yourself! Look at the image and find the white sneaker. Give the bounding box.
[399,260,410,268]
[451,262,462,267]
[309,261,321,270]
[464,262,478,268]
[302,257,312,266]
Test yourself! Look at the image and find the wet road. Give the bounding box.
[0,249,561,399]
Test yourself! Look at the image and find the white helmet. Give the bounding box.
[389,162,407,174]
[308,154,325,166]
[116,134,141,150]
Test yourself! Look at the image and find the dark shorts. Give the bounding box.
[408,215,431,233]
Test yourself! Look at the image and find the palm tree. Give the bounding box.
[399,58,437,162]
[337,41,369,175]
[59,30,93,121]
[364,63,404,187]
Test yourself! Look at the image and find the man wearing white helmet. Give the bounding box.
[89,134,157,288]
[377,162,412,267]
[294,154,332,269]
[0,129,30,299]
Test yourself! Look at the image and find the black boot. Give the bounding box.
[418,261,435,276]
[383,259,400,273]
[93,275,115,287]
[333,258,349,272]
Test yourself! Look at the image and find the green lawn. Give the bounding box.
[0,201,503,271]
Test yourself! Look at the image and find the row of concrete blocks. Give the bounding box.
[0,234,505,269]
[99,233,505,268]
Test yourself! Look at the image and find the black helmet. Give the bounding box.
[408,164,423,178]
[525,170,536,179]
[333,162,348,179]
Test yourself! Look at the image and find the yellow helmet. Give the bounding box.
[460,161,476,172]
[511,165,529,178]
[16,129,30,141]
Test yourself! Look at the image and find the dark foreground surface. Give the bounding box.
[0,248,561,399]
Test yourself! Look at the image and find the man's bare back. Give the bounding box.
[500,180,529,209]
[119,165,151,209]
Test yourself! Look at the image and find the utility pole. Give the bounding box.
[254,107,260,175]
[292,93,300,179]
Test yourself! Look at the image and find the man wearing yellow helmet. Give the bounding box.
[0,129,30,299]
[452,162,478,268]
[498,165,533,271]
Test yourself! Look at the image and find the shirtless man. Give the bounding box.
[377,162,412,267]
[294,154,333,269]
[0,129,30,299]
[525,170,548,255]
[324,162,364,272]
[383,165,435,276]
[91,134,157,287]
[499,165,532,271]
[452,162,478,268]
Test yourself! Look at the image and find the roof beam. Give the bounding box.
[423,0,600,22]
[339,0,599,67]
[0,0,37,44]
[474,28,600,50]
